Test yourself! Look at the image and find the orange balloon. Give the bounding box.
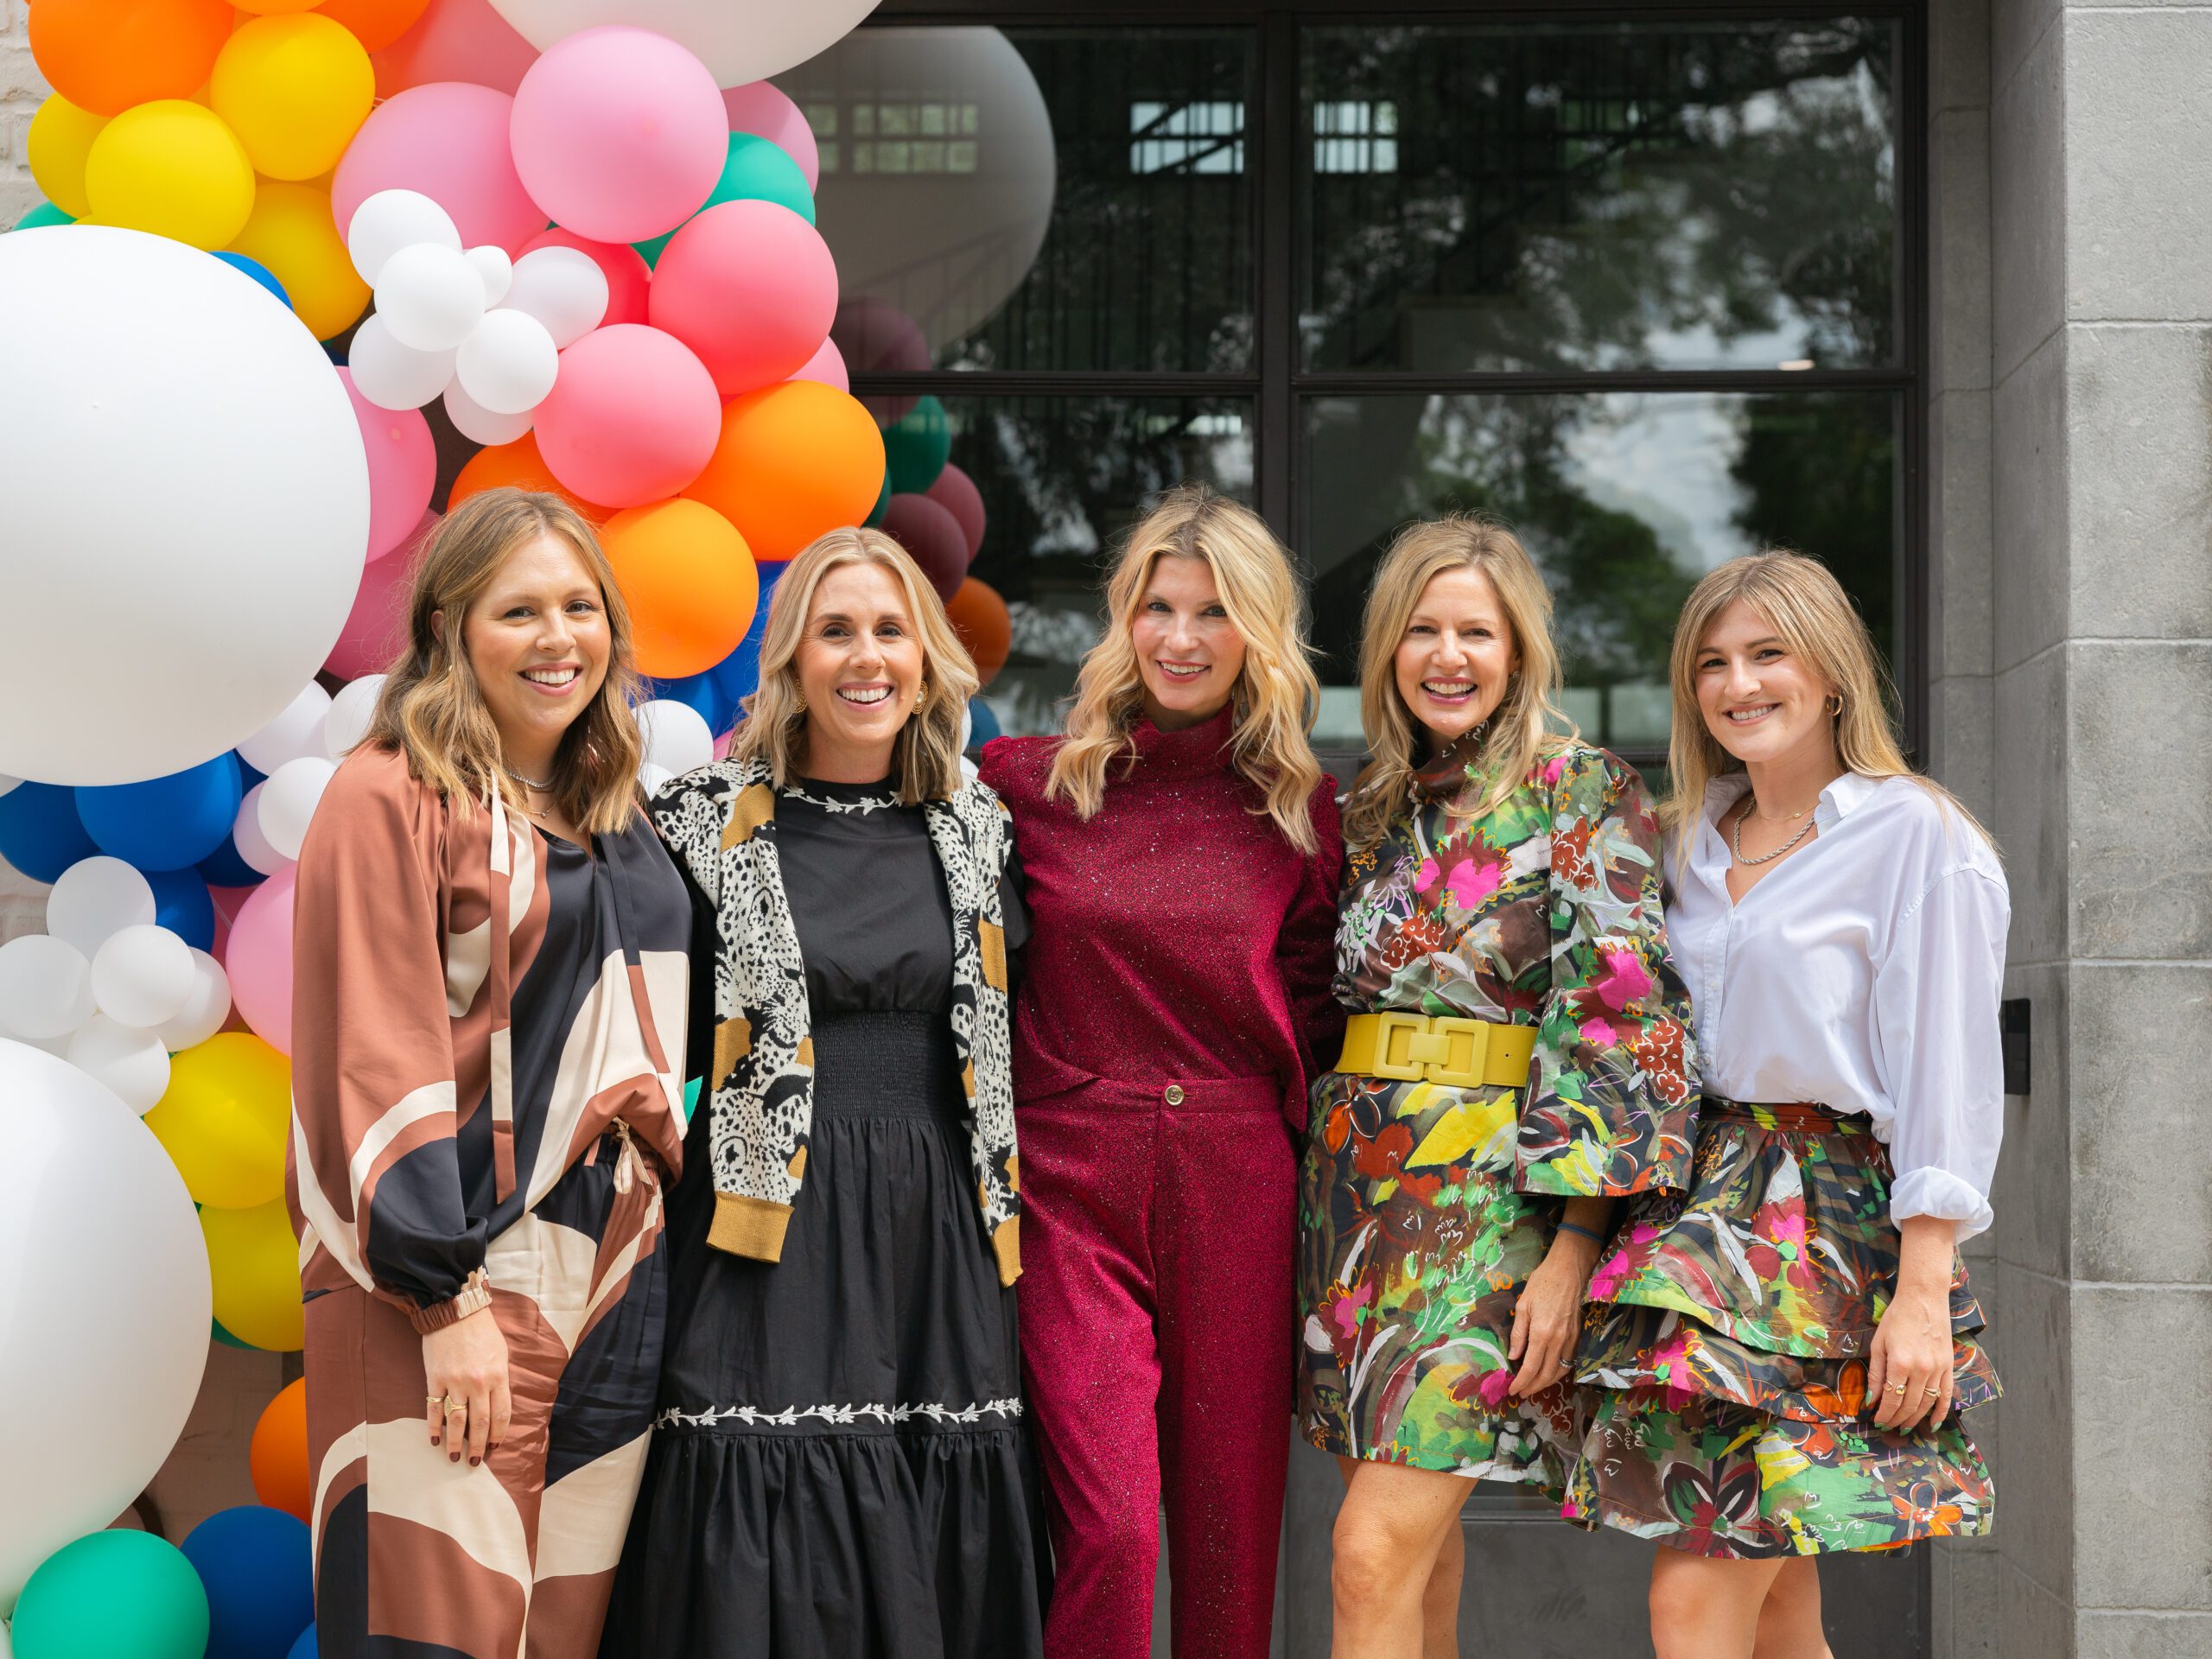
[314,0,431,54]
[683,381,886,565]
[29,0,237,117]
[945,577,1012,686]
[600,499,760,678]
[449,433,613,522]
[249,1377,312,1522]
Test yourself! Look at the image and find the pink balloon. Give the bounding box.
[711,727,734,763]
[511,26,725,245]
[225,863,297,1056]
[881,493,969,605]
[925,462,987,563]
[832,296,931,425]
[789,335,848,394]
[337,369,436,563]
[519,228,650,327]
[648,200,837,397]
[334,83,545,257]
[721,81,819,191]
[372,0,537,97]
[534,325,721,509]
[326,511,434,678]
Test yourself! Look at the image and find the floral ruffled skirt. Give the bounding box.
[1566,1098,1999,1558]
[1295,1071,1577,1487]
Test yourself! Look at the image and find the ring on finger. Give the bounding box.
[1887,1381,1909,1395]
[1923,1385,1942,1397]
[426,1394,444,1411]
[444,1395,466,1416]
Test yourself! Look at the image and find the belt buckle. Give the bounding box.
[1370,1011,1427,1082]
[1417,1016,1486,1087]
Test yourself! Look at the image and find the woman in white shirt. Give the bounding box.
[1567,550,2007,1658]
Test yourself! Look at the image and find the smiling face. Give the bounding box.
[793,558,925,781]
[1394,564,1520,754]
[1129,552,1247,731]
[456,531,612,769]
[1693,596,1840,768]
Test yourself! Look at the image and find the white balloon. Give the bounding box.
[486,0,878,86]
[0,1038,211,1603]
[442,380,534,446]
[0,936,95,1041]
[46,856,156,957]
[88,925,195,1030]
[155,949,232,1052]
[0,775,19,797]
[637,699,715,776]
[324,677,386,759]
[346,188,461,287]
[466,245,514,307]
[0,227,368,786]
[376,243,487,353]
[232,781,293,876]
[66,1015,171,1115]
[347,312,458,412]
[500,246,607,350]
[258,755,338,861]
[454,307,559,416]
[638,761,674,795]
[238,682,334,774]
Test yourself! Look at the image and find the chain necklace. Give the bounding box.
[1731,794,1816,867]
[506,766,553,792]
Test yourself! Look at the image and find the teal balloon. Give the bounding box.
[11,1529,210,1659]
[633,132,817,267]
[13,201,74,231]
[213,1316,254,1350]
[883,396,951,496]
[863,468,892,528]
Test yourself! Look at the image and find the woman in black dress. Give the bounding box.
[602,527,1046,1658]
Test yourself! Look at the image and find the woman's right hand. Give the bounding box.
[423,1306,512,1466]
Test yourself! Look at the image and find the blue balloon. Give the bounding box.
[76,753,243,873]
[707,560,788,708]
[146,867,217,951]
[0,781,98,882]
[180,1507,314,1659]
[965,696,1002,747]
[286,1624,318,1659]
[646,671,733,735]
[211,251,292,311]
[197,835,266,890]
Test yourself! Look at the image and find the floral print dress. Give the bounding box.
[1295,737,1696,1484]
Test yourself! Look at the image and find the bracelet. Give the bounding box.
[1554,1221,1605,1246]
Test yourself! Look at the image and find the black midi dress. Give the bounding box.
[601,775,1049,1659]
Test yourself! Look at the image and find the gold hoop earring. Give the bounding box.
[1826,693,1843,716]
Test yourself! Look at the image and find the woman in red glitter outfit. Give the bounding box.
[978,486,1344,1659]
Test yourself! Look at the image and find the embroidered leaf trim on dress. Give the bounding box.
[654,1398,1026,1429]
[779,785,900,817]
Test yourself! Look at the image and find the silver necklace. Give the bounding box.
[506,766,552,792]
[1731,795,1815,867]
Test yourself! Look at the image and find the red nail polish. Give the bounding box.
[469,1456,481,1467]
[450,1452,461,1463]
[430,1434,440,1446]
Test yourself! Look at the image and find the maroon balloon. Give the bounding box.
[924,462,986,563]
[881,493,970,603]
[831,296,930,425]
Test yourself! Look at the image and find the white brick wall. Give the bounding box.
[0,0,51,227]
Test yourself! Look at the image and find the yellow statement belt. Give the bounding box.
[1336,1011,1535,1090]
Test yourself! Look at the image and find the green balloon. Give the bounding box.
[12,201,74,232]
[212,1317,254,1351]
[12,1530,210,1659]
[883,396,951,497]
[634,132,817,268]
[864,468,893,528]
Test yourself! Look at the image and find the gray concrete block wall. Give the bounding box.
[1,0,48,228]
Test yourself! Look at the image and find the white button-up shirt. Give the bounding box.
[1667,771,2010,1240]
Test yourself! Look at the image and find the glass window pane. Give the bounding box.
[1300,392,1898,755]
[1300,21,1899,372]
[919,397,1255,736]
[782,28,1255,373]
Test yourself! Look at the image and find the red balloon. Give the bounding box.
[880,493,969,605]
[521,227,651,327]
[650,200,838,397]
[924,462,985,563]
[534,325,721,509]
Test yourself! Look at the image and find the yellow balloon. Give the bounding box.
[211,16,374,182]
[146,1032,293,1210]
[27,94,108,219]
[202,1198,305,1352]
[83,99,255,251]
[226,180,370,340]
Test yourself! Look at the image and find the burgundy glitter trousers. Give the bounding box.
[1015,1076,1297,1659]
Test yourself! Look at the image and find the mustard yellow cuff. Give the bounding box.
[708,1192,793,1262]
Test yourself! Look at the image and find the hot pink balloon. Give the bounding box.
[520,228,650,327]
[881,493,969,605]
[925,462,987,563]
[334,83,545,257]
[372,0,538,97]
[832,296,931,425]
[649,200,837,397]
[225,863,297,1056]
[534,325,721,509]
[336,369,436,563]
[789,335,848,394]
[325,511,434,678]
[511,26,726,246]
[721,81,819,191]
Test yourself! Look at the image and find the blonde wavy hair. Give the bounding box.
[1662,550,1988,857]
[1045,485,1325,853]
[364,488,646,836]
[1343,517,1570,848]
[732,526,978,804]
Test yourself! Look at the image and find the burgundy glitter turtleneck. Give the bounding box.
[979,707,1345,1130]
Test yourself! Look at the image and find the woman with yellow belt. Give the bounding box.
[1298,517,1698,1657]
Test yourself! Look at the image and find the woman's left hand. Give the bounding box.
[1867,1215,1961,1433]
[1509,1228,1600,1398]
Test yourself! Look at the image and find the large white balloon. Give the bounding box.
[0,936,94,1041]
[486,0,877,86]
[500,245,607,350]
[154,948,232,1052]
[89,924,195,1029]
[637,699,714,776]
[376,242,488,353]
[258,755,338,861]
[66,1015,171,1115]
[0,1039,211,1603]
[346,188,461,287]
[46,855,156,957]
[238,682,334,774]
[793,29,1056,353]
[0,228,366,785]
[454,308,558,415]
[347,313,457,412]
[324,676,386,759]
